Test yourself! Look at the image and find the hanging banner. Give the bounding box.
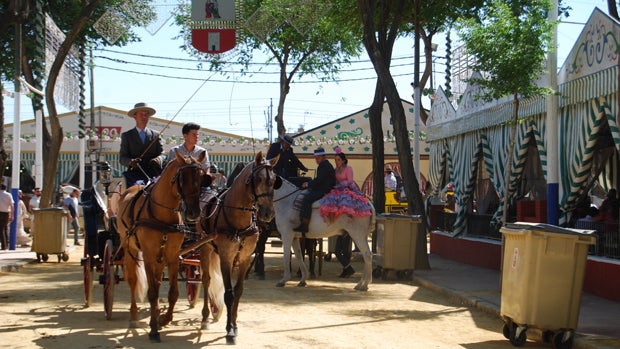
[191,0,236,54]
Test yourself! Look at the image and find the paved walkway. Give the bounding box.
[1,244,619,349]
[413,254,620,349]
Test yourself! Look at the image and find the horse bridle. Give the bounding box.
[172,162,205,215]
[200,162,276,235]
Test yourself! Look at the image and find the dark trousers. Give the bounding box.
[0,212,9,250]
[335,234,353,268]
[299,191,326,220]
[253,222,272,274]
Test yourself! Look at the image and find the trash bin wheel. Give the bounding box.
[502,323,510,339]
[504,322,527,347]
[553,331,573,349]
[396,270,413,279]
[372,266,383,278]
[62,253,69,262]
[41,254,49,262]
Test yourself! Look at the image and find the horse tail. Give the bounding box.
[135,251,148,303]
[369,203,377,233]
[208,251,225,322]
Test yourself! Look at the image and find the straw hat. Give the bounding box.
[128,102,156,117]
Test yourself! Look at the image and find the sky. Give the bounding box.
[2,0,605,141]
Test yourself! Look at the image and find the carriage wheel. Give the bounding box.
[103,239,116,320]
[61,252,69,262]
[83,256,94,307]
[185,265,201,308]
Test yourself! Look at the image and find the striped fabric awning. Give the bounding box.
[559,95,619,225]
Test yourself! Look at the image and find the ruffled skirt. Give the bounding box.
[319,187,373,220]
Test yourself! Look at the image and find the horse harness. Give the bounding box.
[120,162,204,262]
[199,162,275,246]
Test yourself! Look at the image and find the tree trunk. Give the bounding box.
[41,0,100,208]
[358,0,430,270]
[369,81,385,214]
[502,94,520,224]
[275,67,290,136]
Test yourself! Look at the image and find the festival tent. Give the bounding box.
[291,99,430,195]
[425,7,619,236]
[3,106,261,187]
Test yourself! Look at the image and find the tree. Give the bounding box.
[456,0,555,223]
[175,0,362,138]
[1,0,154,207]
[357,0,431,269]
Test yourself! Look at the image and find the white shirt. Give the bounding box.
[168,144,210,170]
[384,172,397,190]
[0,190,14,213]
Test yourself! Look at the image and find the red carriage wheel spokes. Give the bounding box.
[103,239,116,320]
[83,256,93,307]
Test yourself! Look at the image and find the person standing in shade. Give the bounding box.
[384,165,397,191]
[120,102,166,187]
[63,188,81,246]
[293,148,335,233]
[16,190,31,247]
[28,187,41,237]
[0,184,14,250]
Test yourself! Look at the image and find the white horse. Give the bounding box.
[274,178,376,291]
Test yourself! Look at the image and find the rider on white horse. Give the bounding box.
[293,147,335,233]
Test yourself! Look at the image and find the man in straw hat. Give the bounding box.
[120,102,166,187]
[293,147,335,233]
[266,134,308,179]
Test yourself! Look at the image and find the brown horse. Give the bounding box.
[197,151,280,344]
[117,149,207,342]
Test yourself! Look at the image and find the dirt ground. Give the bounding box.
[0,240,549,349]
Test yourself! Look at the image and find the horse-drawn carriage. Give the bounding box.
[80,150,279,344]
[79,175,211,317]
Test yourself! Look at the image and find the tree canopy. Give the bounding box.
[174,0,363,137]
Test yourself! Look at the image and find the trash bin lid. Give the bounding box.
[377,213,422,222]
[504,222,596,236]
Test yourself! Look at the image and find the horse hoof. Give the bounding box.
[159,317,171,328]
[297,281,307,287]
[149,333,161,342]
[200,321,209,330]
[354,284,368,291]
[276,281,285,287]
[226,335,236,345]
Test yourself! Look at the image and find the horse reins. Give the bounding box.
[200,162,274,237]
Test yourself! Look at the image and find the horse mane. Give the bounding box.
[227,162,246,188]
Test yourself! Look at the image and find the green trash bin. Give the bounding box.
[373,213,422,279]
[31,208,69,263]
[499,222,596,348]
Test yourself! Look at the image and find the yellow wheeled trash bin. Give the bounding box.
[373,214,422,279]
[500,223,595,349]
[31,208,69,263]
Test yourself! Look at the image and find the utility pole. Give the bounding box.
[265,98,273,141]
[10,14,23,250]
[412,0,421,185]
